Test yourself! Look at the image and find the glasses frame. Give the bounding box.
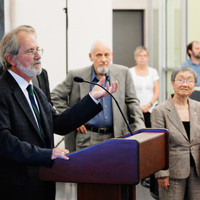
[175,78,195,85]
[17,48,44,57]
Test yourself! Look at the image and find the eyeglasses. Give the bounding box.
[17,48,44,57]
[175,78,194,85]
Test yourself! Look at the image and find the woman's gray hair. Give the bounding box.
[0,25,36,70]
[171,65,197,83]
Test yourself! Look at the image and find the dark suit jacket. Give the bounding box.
[33,68,51,102]
[0,66,51,103]
[0,71,102,200]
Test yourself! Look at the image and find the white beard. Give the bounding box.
[16,60,42,77]
[97,67,108,74]
[97,62,109,74]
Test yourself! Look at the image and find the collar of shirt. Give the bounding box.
[187,58,200,66]
[8,69,32,92]
[188,58,195,65]
[8,70,40,123]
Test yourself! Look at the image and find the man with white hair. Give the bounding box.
[51,40,145,152]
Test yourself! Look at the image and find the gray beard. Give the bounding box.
[97,67,109,75]
[16,60,42,77]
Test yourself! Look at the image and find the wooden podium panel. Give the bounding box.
[77,183,123,200]
[126,130,169,179]
[39,128,168,199]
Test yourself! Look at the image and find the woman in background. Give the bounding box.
[130,46,159,128]
[130,46,160,195]
[151,66,200,200]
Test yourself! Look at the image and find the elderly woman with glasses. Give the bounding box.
[151,65,200,200]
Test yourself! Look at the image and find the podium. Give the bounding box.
[39,128,169,200]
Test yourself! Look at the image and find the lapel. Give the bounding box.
[165,96,189,141]
[188,98,198,142]
[79,66,92,98]
[34,88,52,145]
[109,65,120,104]
[6,72,46,143]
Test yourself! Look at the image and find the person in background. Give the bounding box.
[0,66,52,103]
[129,46,160,193]
[0,25,118,200]
[151,65,200,200]
[182,41,200,87]
[130,46,159,128]
[32,68,51,102]
[51,40,145,153]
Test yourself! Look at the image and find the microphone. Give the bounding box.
[74,76,133,135]
[74,77,85,83]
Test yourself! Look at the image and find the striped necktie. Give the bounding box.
[27,84,45,140]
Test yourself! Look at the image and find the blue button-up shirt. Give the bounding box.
[182,58,200,86]
[86,67,113,128]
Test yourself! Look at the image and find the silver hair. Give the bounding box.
[0,25,36,70]
[90,40,110,54]
[171,65,197,83]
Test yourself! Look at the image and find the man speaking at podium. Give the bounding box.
[51,40,145,152]
[0,26,118,200]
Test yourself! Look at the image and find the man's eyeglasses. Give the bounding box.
[17,48,44,57]
[175,78,194,85]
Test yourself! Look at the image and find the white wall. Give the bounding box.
[5,0,67,91]
[68,0,112,70]
[112,0,147,9]
[4,0,150,88]
[4,0,113,87]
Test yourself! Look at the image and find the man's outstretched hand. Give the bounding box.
[90,76,118,100]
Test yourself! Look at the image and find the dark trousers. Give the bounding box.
[143,112,151,128]
[0,181,55,200]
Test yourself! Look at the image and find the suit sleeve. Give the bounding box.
[51,72,74,113]
[53,94,102,134]
[151,106,170,178]
[0,94,52,167]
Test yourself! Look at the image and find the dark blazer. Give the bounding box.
[0,66,51,103]
[0,71,102,200]
[32,68,51,102]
